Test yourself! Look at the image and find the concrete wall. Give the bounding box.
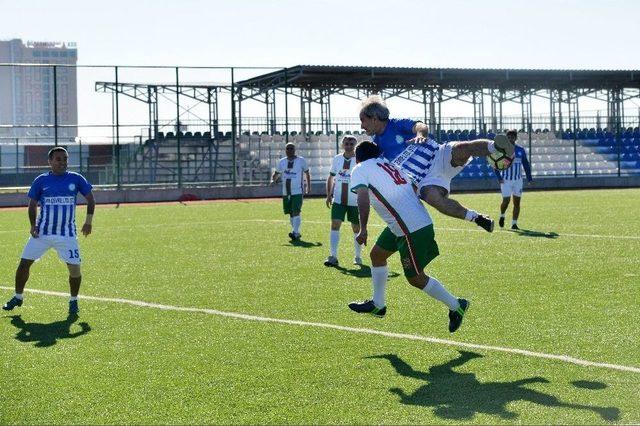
[1,176,639,208]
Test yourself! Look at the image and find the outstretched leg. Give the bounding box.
[420,185,494,232]
[450,136,514,167]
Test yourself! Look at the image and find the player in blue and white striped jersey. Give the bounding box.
[359,96,514,233]
[493,130,533,230]
[2,147,95,315]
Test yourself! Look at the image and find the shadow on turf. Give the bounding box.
[367,351,619,422]
[509,228,560,239]
[6,314,91,348]
[331,264,401,280]
[283,238,323,248]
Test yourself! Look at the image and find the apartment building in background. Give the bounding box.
[0,38,78,142]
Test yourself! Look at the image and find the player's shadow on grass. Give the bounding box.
[333,264,401,280]
[510,228,560,239]
[367,351,619,422]
[283,239,323,248]
[7,314,91,348]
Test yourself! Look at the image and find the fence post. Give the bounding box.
[231,67,237,187]
[175,66,182,188]
[115,66,121,190]
[573,119,578,177]
[15,138,19,186]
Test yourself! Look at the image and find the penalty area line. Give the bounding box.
[2,286,640,375]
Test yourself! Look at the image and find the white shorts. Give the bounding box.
[500,179,523,197]
[21,235,82,265]
[417,142,470,193]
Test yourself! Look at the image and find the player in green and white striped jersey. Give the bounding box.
[271,143,310,241]
[348,140,469,333]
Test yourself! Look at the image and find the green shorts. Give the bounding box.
[375,225,439,278]
[282,194,303,215]
[331,203,359,224]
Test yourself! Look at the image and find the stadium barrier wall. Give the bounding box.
[1,176,639,208]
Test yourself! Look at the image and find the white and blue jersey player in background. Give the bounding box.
[493,130,532,230]
[359,96,515,233]
[3,147,96,315]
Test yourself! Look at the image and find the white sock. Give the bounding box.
[353,233,362,258]
[371,265,388,308]
[500,214,505,219]
[487,140,497,154]
[464,210,478,221]
[14,293,23,300]
[329,230,340,257]
[292,216,301,234]
[423,277,459,311]
[70,296,78,302]
[289,216,294,232]
[512,220,517,226]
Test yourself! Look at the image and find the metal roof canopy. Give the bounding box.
[236,65,640,91]
[235,65,640,135]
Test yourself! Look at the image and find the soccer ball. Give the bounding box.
[487,150,513,170]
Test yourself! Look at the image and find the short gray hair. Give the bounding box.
[360,95,390,121]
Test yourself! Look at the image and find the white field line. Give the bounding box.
[2,218,639,240]
[3,286,639,375]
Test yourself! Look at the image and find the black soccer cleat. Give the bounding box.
[2,296,23,311]
[324,256,339,267]
[511,224,520,231]
[448,298,469,333]
[474,214,494,233]
[499,217,505,228]
[348,300,386,317]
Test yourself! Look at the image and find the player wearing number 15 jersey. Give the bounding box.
[3,147,95,315]
[347,141,469,333]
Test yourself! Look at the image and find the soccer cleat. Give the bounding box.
[493,134,515,157]
[2,296,23,311]
[499,217,505,228]
[69,299,79,314]
[474,214,494,232]
[353,257,363,266]
[288,232,301,241]
[324,256,339,267]
[511,224,520,231]
[448,298,469,333]
[348,300,386,317]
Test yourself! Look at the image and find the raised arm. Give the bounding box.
[412,122,429,139]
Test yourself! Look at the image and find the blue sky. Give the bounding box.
[3,0,639,69]
[2,0,639,132]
